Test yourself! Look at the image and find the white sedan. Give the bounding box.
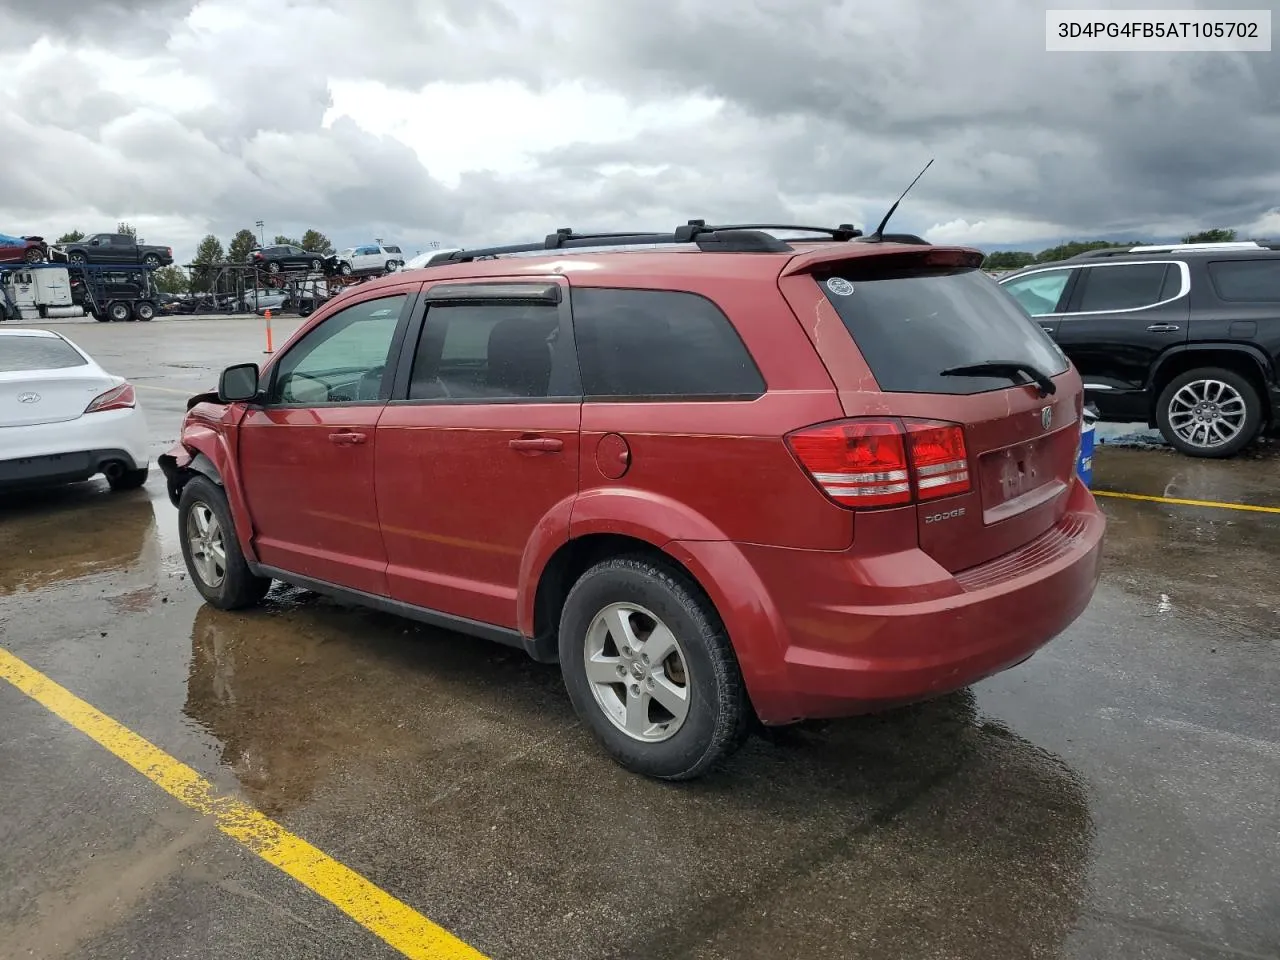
[0,328,150,492]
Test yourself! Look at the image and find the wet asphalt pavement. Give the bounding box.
[2,317,1278,960]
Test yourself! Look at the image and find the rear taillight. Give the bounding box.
[85,383,135,413]
[786,417,970,510]
[785,419,911,507]
[905,421,970,501]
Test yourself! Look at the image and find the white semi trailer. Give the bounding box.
[0,266,86,321]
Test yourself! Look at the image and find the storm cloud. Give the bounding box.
[1,0,1276,261]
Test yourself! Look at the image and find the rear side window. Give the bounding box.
[817,261,1068,395]
[570,288,765,399]
[1075,263,1172,312]
[384,246,402,254]
[1001,268,1073,316]
[1208,260,1280,301]
[0,336,88,372]
[408,302,577,400]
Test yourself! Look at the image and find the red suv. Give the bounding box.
[160,224,1105,780]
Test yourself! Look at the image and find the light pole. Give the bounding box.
[255,221,264,247]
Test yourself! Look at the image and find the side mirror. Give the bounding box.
[218,363,260,403]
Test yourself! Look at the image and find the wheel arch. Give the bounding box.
[528,530,796,723]
[157,428,260,563]
[1148,344,1273,426]
[527,532,715,663]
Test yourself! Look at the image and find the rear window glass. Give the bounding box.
[816,261,1068,395]
[571,288,765,399]
[0,336,88,372]
[1208,259,1280,301]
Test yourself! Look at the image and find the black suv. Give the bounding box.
[248,245,327,275]
[998,241,1280,458]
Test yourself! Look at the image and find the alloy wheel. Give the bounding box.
[583,602,691,743]
[186,502,227,588]
[1167,378,1247,449]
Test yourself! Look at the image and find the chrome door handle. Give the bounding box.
[509,437,563,453]
[1146,323,1180,332]
[328,431,367,445]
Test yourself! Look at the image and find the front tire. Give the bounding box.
[310,259,322,271]
[143,254,161,267]
[268,262,281,274]
[178,476,272,610]
[24,247,43,263]
[1156,367,1262,458]
[340,262,353,276]
[559,556,750,780]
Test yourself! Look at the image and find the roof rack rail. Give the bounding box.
[1069,248,1139,259]
[428,224,799,265]
[1069,240,1280,261]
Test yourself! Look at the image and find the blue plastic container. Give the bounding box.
[1077,408,1098,487]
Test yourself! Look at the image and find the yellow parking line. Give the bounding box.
[1093,489,1280,515]
[0,647,489,960]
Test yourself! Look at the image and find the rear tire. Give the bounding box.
[143,254,161,267]
[558,556,750,780]
[134,300,155,321]
[178,476,272,610]
[1156,366,1261,458]
[384,260,397,273]
[108,301,132,322]
[24,247,43,263]
[108,465,149,491]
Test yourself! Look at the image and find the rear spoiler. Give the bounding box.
[780,244,985,278]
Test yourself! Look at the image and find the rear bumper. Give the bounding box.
[678,480,1106,724]
[0,409,149,489]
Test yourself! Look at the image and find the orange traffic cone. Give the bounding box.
[264,308,274,355]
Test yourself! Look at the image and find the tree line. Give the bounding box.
[981,228,1240,270]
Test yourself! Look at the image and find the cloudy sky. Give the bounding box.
[1,0,1277,263]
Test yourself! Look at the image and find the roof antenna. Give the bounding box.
[866,158,934,243]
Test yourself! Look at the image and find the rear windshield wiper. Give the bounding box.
[939,360,1057,398]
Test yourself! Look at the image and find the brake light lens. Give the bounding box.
[905,421,970,501]
[786,417,970,509]
[785,419,911,507]
[85,383,136,413]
